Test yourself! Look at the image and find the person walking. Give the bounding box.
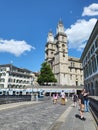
[72,93,78,107]
[53,92,58,104]
[60,90,66,105]
[84,89,89,112]
[78,89,86,120]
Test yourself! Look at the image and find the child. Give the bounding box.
[72,93,78,107]
[53,92,58,104]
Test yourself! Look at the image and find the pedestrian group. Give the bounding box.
[52,88,89,121]
[52,90,67,105]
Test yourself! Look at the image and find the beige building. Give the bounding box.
[45,20,84,86]
[81,20,98,96]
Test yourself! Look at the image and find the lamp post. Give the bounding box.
[9,61,13,93]
[31,78,34,101]
[8,62,13,95]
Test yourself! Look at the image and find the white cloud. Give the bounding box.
[0,39,35,56]
[65,18,97,51]
[82,3,98,16]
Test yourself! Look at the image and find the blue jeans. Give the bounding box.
[84,100,89,112]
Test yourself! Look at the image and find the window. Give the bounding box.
[0,78,5,82]
[2,73,6,76]
[91,45,94,54]
[51,52,53,56]
[95,38,98,48]
[62,37,65,42]
[76,75,78,79]
[62,44,65,47]
[76,81,78,86]
[80,64,82,68]
[70,62,75,67]
[71,62,73,67]
[70,68,72,72]
[87,52,90,59]
[97,55,98,66]
[70,75,72,80]
[80,75,82,80]
[73,62,75,67]
[63,54,65,57]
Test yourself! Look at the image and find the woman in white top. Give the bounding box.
[60,90,66,105]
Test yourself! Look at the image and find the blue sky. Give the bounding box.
[0,0,98,72]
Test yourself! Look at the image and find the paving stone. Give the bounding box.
[0,99,96,130]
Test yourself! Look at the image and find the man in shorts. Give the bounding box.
[78,89,86,120]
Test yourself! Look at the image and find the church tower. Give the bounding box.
[54,20,69,85]
[45,20,84,86]
[45,20,69,85]
[45,30,55,68]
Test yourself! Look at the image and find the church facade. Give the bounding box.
[45,20,84,86]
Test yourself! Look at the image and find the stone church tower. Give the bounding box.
[45,20,84,86]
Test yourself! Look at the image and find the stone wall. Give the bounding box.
[0,95,31,104]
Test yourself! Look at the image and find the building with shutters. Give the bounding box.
[81,20,98,96]
[0,64,36,89]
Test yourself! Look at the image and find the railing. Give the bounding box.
[89,96,98,127]
[0,95,31,104]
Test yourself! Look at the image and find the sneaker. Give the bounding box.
[80,117,86,121]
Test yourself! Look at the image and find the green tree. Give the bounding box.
[37,62,57,85]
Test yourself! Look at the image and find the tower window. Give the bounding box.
[71,62,72,67]
[62,37,64,41]
[81,75,82,80]
[70,68,72,72]
[70,75,72,80]
[62,44,65,47]
[63,53,65,57]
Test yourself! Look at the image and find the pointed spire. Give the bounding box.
[58,18,63,25]
[47,30,54,42]
[56,19,65,34]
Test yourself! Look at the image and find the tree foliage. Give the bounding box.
[37,62,57,85]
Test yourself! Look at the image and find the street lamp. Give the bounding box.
[31,77,34,101]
